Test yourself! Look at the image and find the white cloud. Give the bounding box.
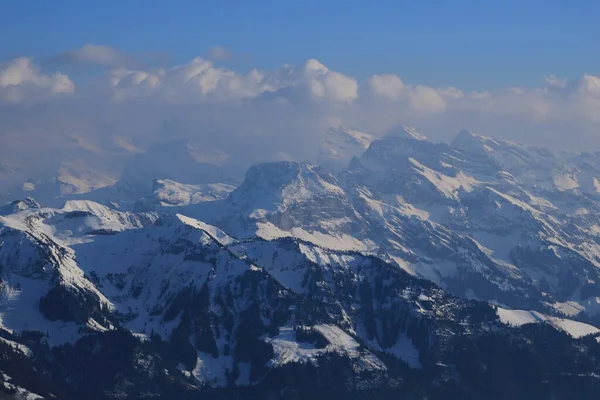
[367,74,405,100]
[0,57,74,103]
[106,57,358,104]
[98,56,600,150]
[366,74,448,112]
[108,58,265,102]
[565,74,600,123]
[545,75,567,89]
[576,74,600,96]
[108,68,162,100]
[3,48,600,191]
[408,85,446,113]
[4,51,600,139]
[301,59,358,102]
[438,87,465,99]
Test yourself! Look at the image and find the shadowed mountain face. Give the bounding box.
[3,129,600,399]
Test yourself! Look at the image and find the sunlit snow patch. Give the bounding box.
[264,325,386,371]
[497,307,600,338]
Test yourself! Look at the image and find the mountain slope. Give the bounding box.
[184,130,600,324]
[3,200,600,399]
[4,127,600,398]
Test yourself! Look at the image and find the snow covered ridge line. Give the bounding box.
[4,193,600,396]
[178,126,600,325]
[7,124,600,324]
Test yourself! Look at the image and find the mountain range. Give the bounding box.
[2,127,600,399]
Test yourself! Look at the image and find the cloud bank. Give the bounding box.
[1,43,600,192]
[0,57,75,103]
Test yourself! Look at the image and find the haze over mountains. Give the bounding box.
[3,49,600,211]
[3,123,600,398]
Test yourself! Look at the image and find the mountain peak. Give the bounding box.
[385,126,428,141]
[325,127,376,149]
[243,161,313,184]
[237,161,341,198]
[225,160,343,215]
[451,129,496,154]
[19,197,42,209]
[1,197,43,215]
[319,127,377,171]
[454,129,487,141]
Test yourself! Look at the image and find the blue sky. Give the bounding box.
[2,0,598,90]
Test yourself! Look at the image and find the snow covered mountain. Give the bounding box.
[115,140,237,200]
[3,128,600,398]
[318,127,377,171]
[0,134,142,209]
[130,179,236,212]
[3,198,600,399]
[0,138,239,212]
[183,128,600,325]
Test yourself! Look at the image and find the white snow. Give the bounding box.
[265,325,385,371]
[0,279,96,346]
[386,126,428,141]
[551,300,586,317]
[0,336,32,357]
[497,307,600,338]
[5,126,600,388]
[549,318,600,338]
[553,173,579,191]
[497,308,547,326]
[594,177,600,192]
[153,179,235,206]
[265,327,319,366]
[408,157,477,199]
[0,201,254,347]
[0,373,44,399]
[255,222,373,252]
[298,243,356,267]
[552,297,600,319]
[176,214,235,245]
[319,127,376,169]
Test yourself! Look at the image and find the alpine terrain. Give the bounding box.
[2,128,600,399]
